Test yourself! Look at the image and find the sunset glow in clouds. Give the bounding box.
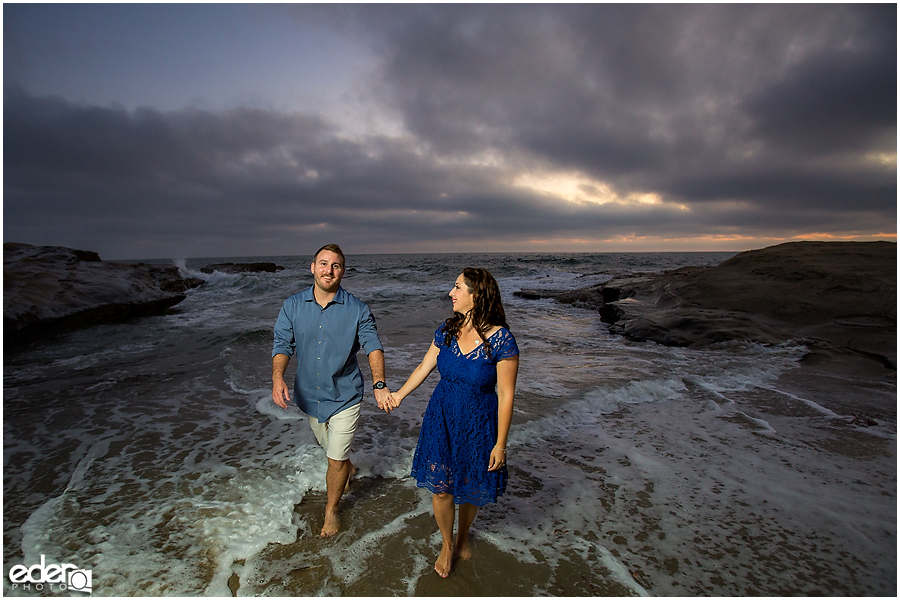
[4,4,896,259]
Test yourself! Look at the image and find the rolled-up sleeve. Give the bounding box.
[272,298,297,358]
[356,306,383,355]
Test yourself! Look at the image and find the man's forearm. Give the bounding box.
[273,353,290,382]
[368,349,386,383]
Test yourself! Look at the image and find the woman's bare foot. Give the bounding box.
[453,536,473,561]
[435,545,453,578]
[320,510,340,537]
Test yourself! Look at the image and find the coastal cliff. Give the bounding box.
[517,241,897,370]
[4,243,202,345]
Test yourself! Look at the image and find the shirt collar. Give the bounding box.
[303,285,346,305]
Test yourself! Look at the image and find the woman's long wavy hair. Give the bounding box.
[441,267,509,358]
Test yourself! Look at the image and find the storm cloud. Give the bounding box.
[4,4,895,259]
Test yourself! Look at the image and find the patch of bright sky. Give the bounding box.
[4,4,379,128]
[864,152,897,167]
[512,171,675,207]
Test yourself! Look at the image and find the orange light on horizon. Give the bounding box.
[791,232,897,241]
[516,231,896,252]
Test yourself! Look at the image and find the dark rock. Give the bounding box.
[850,415,879,427]
[132,263,206,293]
[515,290,553,301]
[4,243,196,345]
[199,262,284,275]
[518,241,897,369]
[515,283,607,309]
[598,302,624,325]
[601,286,622,303]
[72,249,102,262]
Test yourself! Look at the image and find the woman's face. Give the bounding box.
[449,273,475,315]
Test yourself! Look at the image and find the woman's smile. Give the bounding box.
[449,274,474,314]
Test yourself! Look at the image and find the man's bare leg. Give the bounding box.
[432,493,455,577]
[322,458,353,537]
[344,461,357,493]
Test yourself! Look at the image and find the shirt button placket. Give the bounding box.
[316,310,323,385]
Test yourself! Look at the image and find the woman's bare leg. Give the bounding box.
[454,503,478,560]
[432,493,455,577]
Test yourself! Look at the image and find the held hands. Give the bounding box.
[375,387,402,414]
[274,380,402,413]
[487,445,507,471]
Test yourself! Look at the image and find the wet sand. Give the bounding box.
[228,477,638,597]
[223,349,895,596]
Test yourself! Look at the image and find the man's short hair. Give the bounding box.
[313,243,345,267]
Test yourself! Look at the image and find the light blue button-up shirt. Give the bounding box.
[272,285,383,422]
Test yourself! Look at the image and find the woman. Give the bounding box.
[388,268,519,578]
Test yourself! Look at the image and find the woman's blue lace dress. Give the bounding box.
[410,326,519,506]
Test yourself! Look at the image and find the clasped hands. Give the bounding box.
[374,388,401,414]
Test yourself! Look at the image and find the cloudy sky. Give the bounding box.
[4,4,896,259]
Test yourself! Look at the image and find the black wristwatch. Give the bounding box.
[373,381,386,390]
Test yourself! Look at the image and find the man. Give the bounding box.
[272,243,392,537]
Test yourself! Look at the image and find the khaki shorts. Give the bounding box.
[306,403,361,461]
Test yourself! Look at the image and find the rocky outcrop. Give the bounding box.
[199,262,284,274]
[515,284,616,310]
[4,243,203,345]
[517,241,897,368]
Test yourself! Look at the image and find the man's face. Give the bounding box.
[311,250,345,294]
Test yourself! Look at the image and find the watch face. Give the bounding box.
[374,381,386,389]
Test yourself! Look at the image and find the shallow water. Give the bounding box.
[3,252,896,596]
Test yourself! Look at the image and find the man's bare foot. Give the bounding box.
[320,510,340,537]
[435,545,453,578]
[453,537,473,561]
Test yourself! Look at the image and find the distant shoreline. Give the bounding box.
[114,249,742,263]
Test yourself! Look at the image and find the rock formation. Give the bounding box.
[4,243,203,345]
[516,241,896,369]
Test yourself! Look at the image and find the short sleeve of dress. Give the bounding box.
[492,328,519,361]
[434,326,446,348]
